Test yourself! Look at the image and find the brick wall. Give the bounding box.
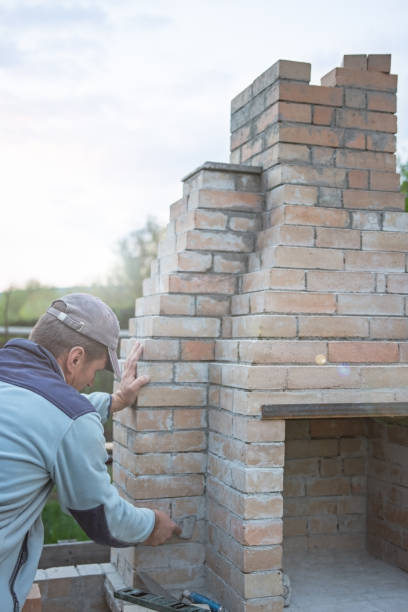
[284,419,368,554]
[112,53,408,612]
[367,420,408,571]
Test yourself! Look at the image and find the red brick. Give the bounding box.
[343,54,367,70]
[370,171,400,191]
[230,518,283,546]
[366,133,396,153]
[321,67,397,91]
[266,163,347,188]
[348,170,369,189]
[370,317,408,339]
[179,229,253,253]
[311,146,335,165]
[299,316,369,338]
[287,365,361,389]
[138,385,207,407]
[168,273,236,295]
[313,106,334,125]
[190,189,263,212]
[345,251,405,272]
[336,109,396,133]
[367,54,391,73]
[272,81,343,106]
[336,150,395,171]
[161,251,213,273]
[242,269,305,292]
[362,231,408,252]
[250,291,337,314]
[307,477,351,497]
[231,315,297,338]
[307,270,374,292]
[284,205,350,228]
[257,224,314,249]
[142,339,180,361]
[214,253,247,274]
[337,294,403,315]
[267,184,318,207]
[169,198,187,220]
[131,430,206,453]
[286,438,339,459]
[328,341,398,363]
[127,474,204,499]
[175,362,208,382]
[196,295,230,316]
[344,130,366,149]
[231,294,250,315]
[316,228,360,249]
[345,88,366,109]
[174,408,206,429]
[343,189,404,211]
[367,92,396,113]
[239,340,327,364]
[383,212,408,231]
[278,101,312,122]
[279,124,341,147]
[231,124,251,150]
[263,245,344,270]
[387,274,408,293]
[181,340,214,361]
[136,294,195,316]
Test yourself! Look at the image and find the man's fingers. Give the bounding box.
[131,374,150,392]
[173,524,182,536]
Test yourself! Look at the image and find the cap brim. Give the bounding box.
[108,347,121,381]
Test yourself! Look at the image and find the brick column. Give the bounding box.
[112,162,262,594]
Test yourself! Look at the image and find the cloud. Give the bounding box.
[0,1,107,29]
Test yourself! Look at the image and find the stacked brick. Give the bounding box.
[112,53,408,612]
[112,162,263,595]
[284,419,368,553]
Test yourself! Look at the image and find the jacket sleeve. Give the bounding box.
[52,412,155,546]
[81,391,112,424]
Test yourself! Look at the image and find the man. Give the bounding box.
[0,293,180,612]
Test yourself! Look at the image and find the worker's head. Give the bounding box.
[30,293,121,390]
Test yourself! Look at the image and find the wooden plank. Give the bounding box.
[262,402,408,420]
[39,541,110,569]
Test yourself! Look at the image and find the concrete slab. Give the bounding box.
[284,549,408,611]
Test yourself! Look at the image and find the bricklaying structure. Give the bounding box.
[112,54,408,612]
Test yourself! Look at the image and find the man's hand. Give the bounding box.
[143,510,182,546]
[110,342,150,413]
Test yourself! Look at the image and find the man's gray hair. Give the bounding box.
[30,300,107,362]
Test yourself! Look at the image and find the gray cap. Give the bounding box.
[47,293,121,380]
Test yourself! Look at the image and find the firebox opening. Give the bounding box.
[283,417,408,611]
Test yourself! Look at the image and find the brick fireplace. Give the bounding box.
[111,53,408,611]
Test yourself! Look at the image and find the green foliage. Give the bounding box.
[42,499,89,544]
[398,156,408,212]
[112,216,163,297]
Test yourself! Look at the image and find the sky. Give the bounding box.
[0,0,407,291]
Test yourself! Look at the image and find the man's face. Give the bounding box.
[71,355,107,391]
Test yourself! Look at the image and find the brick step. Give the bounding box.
[188,188,264,212]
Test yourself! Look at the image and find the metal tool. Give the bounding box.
[183,590,224,612]
[139,571,224,612]
[114,587,202,611]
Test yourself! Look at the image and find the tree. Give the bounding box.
[399,157,408,212]
[112,216,163,297]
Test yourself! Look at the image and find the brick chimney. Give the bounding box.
[112,54,408,612]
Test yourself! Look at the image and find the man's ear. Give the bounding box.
[67,346,86,368]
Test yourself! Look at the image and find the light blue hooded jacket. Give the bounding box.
[0,339,155,612]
